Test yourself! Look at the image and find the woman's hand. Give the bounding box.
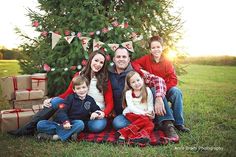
[43,98,52,108]
[63,121,72,130]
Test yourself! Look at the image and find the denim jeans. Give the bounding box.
[166,87,184,125]
[112,114,130,130]
[50,97,107,132]
[50,97,64,109]
[86,118,107,133]
[37,119,84,141]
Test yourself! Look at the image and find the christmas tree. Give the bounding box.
[18,0,184,96]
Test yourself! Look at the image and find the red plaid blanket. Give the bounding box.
[77,128,179,147]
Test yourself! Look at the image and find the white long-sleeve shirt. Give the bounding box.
[123,87,154,115]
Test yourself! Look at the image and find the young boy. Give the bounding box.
[37,76,101,141]
[132,35,190,133]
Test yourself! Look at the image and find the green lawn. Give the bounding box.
[0,61,235,157]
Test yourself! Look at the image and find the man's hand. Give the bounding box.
[154,97,166,116]
[43,98,52,108]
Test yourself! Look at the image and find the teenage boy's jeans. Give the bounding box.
[165,87,184,125]
[50,97,107,133]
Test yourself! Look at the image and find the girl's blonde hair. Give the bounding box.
[122,71,148,108]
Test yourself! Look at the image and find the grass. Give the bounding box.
[180,56,236,66]
[0,60,21,77]
[0,61,236,157]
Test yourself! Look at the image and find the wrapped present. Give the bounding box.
[0,108,37,132]
[11,97,47,109]
[31,73,48,96]
[15,90,44,101]
[0,75,32,100]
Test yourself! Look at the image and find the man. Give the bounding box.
[108,47,179,140]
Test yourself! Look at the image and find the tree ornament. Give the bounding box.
[81,60,87,66]
[43,64,51,72]
[96,30,101,35]
[77,32,82,38]
[64,67,68,71]
[109,62,114,66]
[41,31,48,37]
[64,30,70,36]
[77,65,82,70]
[124,22,129,28]
[105,54,111,61]
[112,21,119,27]
[89,32,94,36]
[102,27,109,33]
[70,66,77,70]
[32,20,39,27]
[51,68,55,71]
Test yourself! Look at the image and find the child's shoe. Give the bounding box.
[37,133,53,140]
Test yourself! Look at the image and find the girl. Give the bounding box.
[118,71,155,144]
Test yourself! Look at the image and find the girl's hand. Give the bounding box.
[146,111,155,119]
[43,98,52,108]
[63,122,72,130]
[95,111,105,119]
[90,112,99,120]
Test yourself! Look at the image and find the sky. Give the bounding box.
[0,0,236,56]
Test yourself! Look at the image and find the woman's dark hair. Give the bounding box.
[80,50,108,93]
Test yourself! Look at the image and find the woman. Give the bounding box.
[44,50,114,133]
[9,50,113,136]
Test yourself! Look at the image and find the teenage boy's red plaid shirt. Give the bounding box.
[142,72,167,98]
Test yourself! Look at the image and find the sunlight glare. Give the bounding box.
[166,50,177,61]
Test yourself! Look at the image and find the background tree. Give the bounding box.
[18,0,184,96]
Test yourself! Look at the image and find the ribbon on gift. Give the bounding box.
[26,88,32,100]
[2,108,33,129]
[31,78,48,87]
[13,76,18,98]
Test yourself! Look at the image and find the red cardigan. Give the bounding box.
[132,54,177,91]
[58,72,114,117]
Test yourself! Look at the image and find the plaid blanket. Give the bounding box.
[77,127,179,147]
